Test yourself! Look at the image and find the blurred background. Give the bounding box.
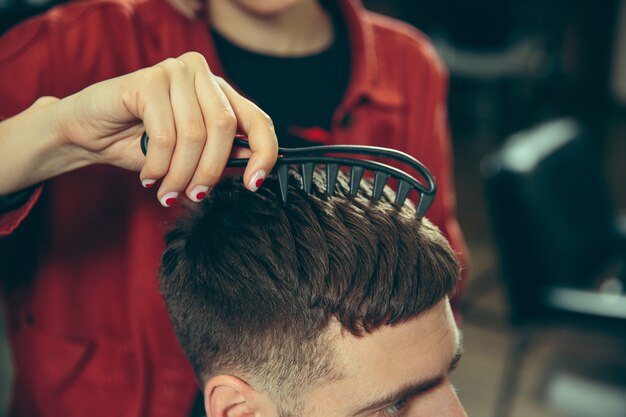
[1,0,625,416]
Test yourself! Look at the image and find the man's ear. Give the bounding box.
[203,375,278,417]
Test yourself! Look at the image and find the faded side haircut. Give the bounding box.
[160,168,460,412]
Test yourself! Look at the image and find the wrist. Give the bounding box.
[0,96,94,194]
[46,94,96,168]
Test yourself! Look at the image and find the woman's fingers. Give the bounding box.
[215,77,279,191]
[184,54,237,202]
[137,67,177,190]
[131,52,278,206]
[56,49,276,205]
[151,57,206,206]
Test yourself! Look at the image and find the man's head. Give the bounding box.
[160,169,465,417]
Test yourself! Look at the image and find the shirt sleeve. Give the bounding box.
[0,186,43,237]
[0,15,56,236]
[0,1,140,237]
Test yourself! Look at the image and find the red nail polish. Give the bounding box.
[160,192,178,207]
[248,170,266,192]
[142,179,156,188]
[195,191,207,200]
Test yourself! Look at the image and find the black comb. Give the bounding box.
[140,132,436,218]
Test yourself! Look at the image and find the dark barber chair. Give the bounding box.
[481,118,626,417]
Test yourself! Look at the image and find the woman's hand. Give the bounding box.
[0,52,278,205]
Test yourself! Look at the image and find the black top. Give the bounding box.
[211,3,351,148]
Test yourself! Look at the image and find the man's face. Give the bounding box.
[301,300,466,417]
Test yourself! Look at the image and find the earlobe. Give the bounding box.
[203,375,258,417]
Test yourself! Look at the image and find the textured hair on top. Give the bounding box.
[160,168,460,412]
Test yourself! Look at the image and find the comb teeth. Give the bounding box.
[373,171,389,200]
[350,166,364,196]
[415,193,434,219]
[301,163,314,194]
[326,164,339,195]
[277,163,289,203]
[395,180,412,206]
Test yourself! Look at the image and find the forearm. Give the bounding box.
[0,97,92,195]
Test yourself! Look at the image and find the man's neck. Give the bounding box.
[208,0,333,57]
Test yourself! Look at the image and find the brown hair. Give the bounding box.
[160,168,460,411]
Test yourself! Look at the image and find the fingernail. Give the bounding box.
[190,185,210,202]
[160,192,178,207]
[142,179,156,188]
[248,170,266,192]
